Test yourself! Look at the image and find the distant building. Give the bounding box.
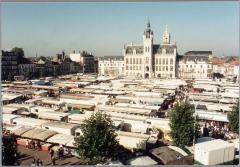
[124,21,177,78]
[1,50,24,80]
[35,58,53,78]
[98,56,124,77]
[94,58,99,74]
[177,51,213,79]
[18,58,37,79]
[52,51,66,63]
[211,57,240,79]
[69,51,95,73]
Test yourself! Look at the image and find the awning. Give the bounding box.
[21,128,57,141]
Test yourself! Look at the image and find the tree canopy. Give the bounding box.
[74,111,120,164]
[2,133,18,165]
[169,101,199,147]
[11,47,24,57]
[227,104,239,133]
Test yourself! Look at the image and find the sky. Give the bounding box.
[1,2,239,57]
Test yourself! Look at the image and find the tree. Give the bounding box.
[53,65,62,77]
[169,101,199,147]
[39,68,47,78]
[74,111,120,164]
[11,47,24,57]
[2,133,18,165]
[228,104,239,133]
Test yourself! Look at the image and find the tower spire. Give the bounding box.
[147,18,150,29]
[165,24,168,33]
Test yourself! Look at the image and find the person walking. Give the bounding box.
[57,148,61,160]
[36,159,40,166]
[49,149,54,160]
[37,141,41,150]
[31,159,36,166]
[32,141,36,150]
[51,157,56,165]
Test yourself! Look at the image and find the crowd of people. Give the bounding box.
[202,121,238,140]
[31,158,43,166]
[48,145,72,165]
[26,140,41,150]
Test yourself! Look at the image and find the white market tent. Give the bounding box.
[12,117,48,127]
[116,131,150,150]
[46,133,74,146]
[194,139,235,165]
[128,156,158,165]
[2,114,21,125]
[42,122,80,136]
[37,111,71,121]
[21,128,57,141]
[195,110,229,122]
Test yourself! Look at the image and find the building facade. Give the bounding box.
[98,56,124,77]
[18,64,37,78]
[177,51,213,79]
[69,51,95,73]
[123,22,177,78]
[1,50,24,80]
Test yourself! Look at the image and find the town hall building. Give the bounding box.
[123,21,177,78]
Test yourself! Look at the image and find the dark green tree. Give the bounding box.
[2,133,18,165]
[7,73,13,81]
[74,111,120,164]
[11,47,24,57]
[169,101,199,147]
[53,65,62,77]
[39,68,47,78]
[227,104,239,133]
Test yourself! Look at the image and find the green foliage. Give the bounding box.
[228,104,239,133]
[38,56,47,61]
[2,133,18,165]
[53,66,62,77]
[39,68,48,78]
[169,101,199,147]
[74,111,120,164]
[11,47,24,57]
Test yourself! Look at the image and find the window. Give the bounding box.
[163,66,165,71]
[130,58,132,64]
[146,58,149,64]
[156,66,158,71]
[136,58,138,64]
[166,59,168,64]
[159,66,161,71]
[201,65,203,68]
[156,59,158,64]
[190,65,192,68]
[166,66,168,71]
[133,66,135,70]
[170,66,173,71]
[130,66,132,70]
[140,59,142,64]
[159,58,161,64]
[170,58,173,64]
[133,58,135,64]
[126,58,128,63]
[163,58,165,64]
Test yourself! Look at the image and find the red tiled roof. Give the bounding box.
[211,57,225,65]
